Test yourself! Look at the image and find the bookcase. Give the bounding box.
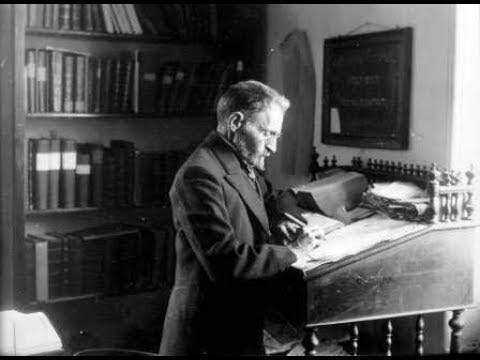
[0,3,266,353]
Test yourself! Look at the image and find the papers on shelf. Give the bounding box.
[292,213,428,272]
[369,181,428,201]
[0,310,63,355]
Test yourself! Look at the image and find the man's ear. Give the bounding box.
[228,112,244,132]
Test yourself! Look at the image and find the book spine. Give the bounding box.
[44,4,53,28]
[100,4,114,34]
[36,50,47,113]
[48,138,61,209]
[93,57,102,113]
[74,55,86,113]
[83,4,94,32]
[112,58,122,112]
[121,58,133,112]
[132,50,139,113]
[67,235,83,295]
[156,63,176,115]
[91,4,104,32]
[25,49,36,113]
[34,138,50,210]
[34,238,49,301]
[27,139,35,211]
[75,145,91,207]
[139,51,158,114]
[63,54,75,113]
[90,145,104,207]
[51,51,63,112]
[86,57,95,113]
[27,4,36,28]
[36,4,45,29]
[59,4,72,30]
[60,139,77,208]
[101,58,112,113]
[71,4,82,31]
[52,4,59,30]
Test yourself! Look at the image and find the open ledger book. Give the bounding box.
[291,213,428,272]
[0,310,63,355]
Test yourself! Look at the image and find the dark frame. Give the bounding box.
[321,27,412,150]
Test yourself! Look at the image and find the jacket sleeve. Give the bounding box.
[171,165,297,282]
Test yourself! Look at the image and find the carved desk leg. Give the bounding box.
[303,327,319,356]
[350,323,359,356]
[416,315,424,356]
[449,309,465,354]
[385,319,393,356]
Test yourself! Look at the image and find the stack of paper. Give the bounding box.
[0,310,63,355]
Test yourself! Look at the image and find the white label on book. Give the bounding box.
[76,164,91,175]
[62,152,77,170]
[27,63,35,78]
[35,153,50,171]
[64,101,73,112]
[163,75,173,85]
[176,71,185,81]
[37,67,46,82]
[143,73,156,81]
[330,107,341,134]
[74,101,85,112]
[97,67,101,78]
[49,152,61,171]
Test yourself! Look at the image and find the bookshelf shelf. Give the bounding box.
[26,207,100,215]
[26,27,216,46]
[28,293,100,307]
[27,113,215,119]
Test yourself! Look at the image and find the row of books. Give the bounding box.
[25,137,193,211]
[25,223,176,302]
[25,47,245,115]
[27,4,217,41]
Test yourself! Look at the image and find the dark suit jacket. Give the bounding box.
[159,131,297,356]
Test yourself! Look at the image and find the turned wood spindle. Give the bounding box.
[416,315,425,356]
[449,309,465,354]
[379,159,384,171]
[373,159,378,170]
[331,155,337,168]
[396,161,402,174]
[367,158,373,169]
[323,156,329,169]
[350,323,359,356]
[428,164,441,223]
[385,320,393,356]
[450,193,459,221]
[303,327,319,356]
[416,164,422,177]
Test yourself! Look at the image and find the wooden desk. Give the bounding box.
[300,221,479,356]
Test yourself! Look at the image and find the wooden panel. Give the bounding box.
[306,227,475,326]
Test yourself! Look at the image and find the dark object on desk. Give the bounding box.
[291,169,368,223]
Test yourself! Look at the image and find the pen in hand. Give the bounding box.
[282,212,325,249]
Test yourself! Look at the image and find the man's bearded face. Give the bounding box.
[232,104,284,171]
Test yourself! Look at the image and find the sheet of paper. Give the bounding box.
[291,214,428,271]
[0,311,16,355]
[330,107,341,134]
[10,311,63,355]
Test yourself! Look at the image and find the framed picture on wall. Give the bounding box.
[321,27,413,149]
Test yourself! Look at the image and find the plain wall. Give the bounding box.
[264,4,473,355]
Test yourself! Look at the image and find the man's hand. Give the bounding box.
[286,225,325,268]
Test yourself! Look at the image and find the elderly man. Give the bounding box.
[159,80,320,356]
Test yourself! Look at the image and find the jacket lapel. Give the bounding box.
[205,131,270,234]
[225,173,270,234]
